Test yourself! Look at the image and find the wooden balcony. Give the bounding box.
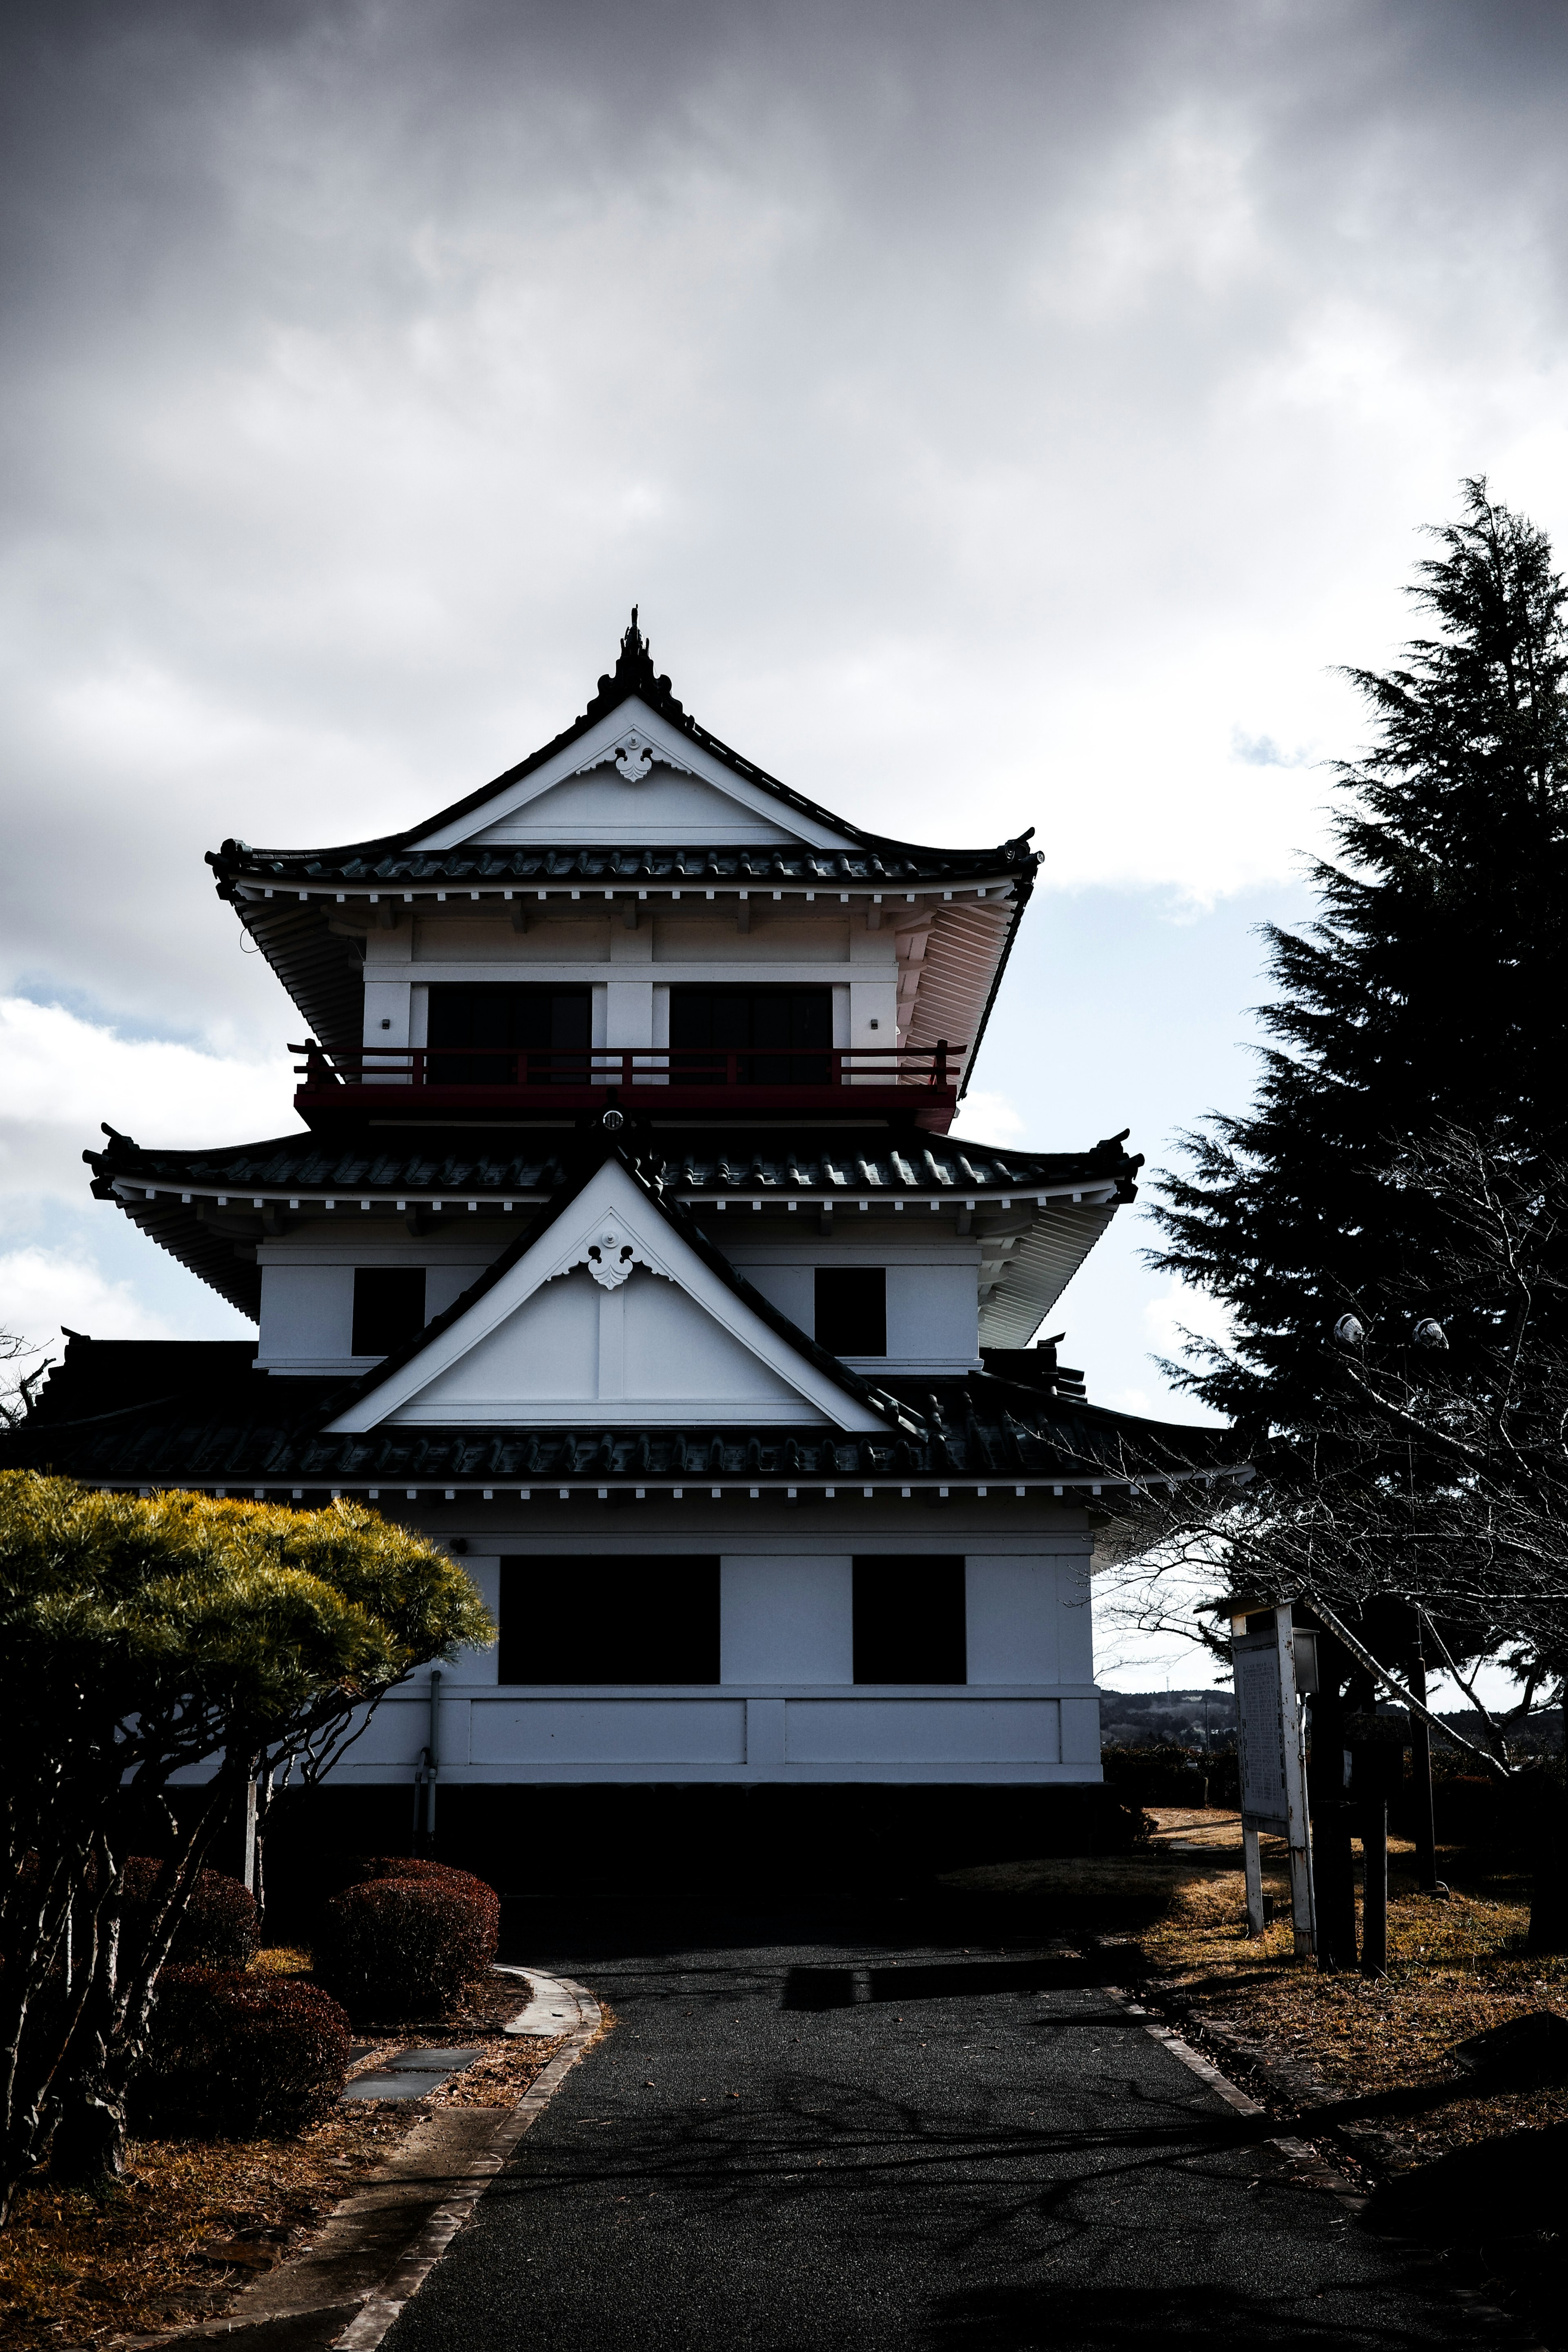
[292,1041,962,1130]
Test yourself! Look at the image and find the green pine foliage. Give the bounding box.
[1151,479,1568,1432]
[0,1479,494,2217]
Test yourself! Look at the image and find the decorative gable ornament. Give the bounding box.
[575,1225,661,1290]
[572,725,694,785]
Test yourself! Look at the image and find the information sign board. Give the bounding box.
[1234,1632,1292,1831]
[1228,1605,1316,1960]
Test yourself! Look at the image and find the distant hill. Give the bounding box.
[1096,1688,1236,1750]
[1097,1686,1563,1760]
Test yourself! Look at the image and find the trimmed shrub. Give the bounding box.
[134,1965,350,2137]
[121,1857,260,1968]
[1099,1745,1238,1809]
[314,1858,499,2019]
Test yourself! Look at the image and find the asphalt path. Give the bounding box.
[385,1907,1506,2352]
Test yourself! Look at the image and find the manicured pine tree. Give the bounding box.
[1151,479,1568,1437]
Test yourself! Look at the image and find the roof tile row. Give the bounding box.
[88,1128,1140,1198]
[216,842,1030,888]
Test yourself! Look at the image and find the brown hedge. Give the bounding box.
[120,1856,260,1969]
[314,1858,499,2019]
[134,1965,350,2136]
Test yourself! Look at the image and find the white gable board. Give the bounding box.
[325,1157,888,1434]
[466,767,799,847]
[412,697,856,853]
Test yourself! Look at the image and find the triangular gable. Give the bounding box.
[324,1156,889,1434]
[413,696,854,855]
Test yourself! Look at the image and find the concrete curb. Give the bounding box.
[1099,1973,1548,2350]
[120,1971,603,2352]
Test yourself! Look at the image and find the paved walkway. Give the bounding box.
[385,1907,1503,2351]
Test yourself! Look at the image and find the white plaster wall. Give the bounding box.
[785,1699,1062,1764]
[256,1265,355,1368]
[965,1558,1071,1684]
[1055,1555,1095,1682]
[605,981,655,1049]
[885,1264,980,1367]
[652,913,850,963]
[720,1557,853,1683]
[363,979,412,1051]
[741,1265,815,1330]
[1060,1698,1102,1765]
[414,915,612,962]
[472,1699,748,1764]
[206,1509,1101,1787]
[448,1556,501,1682]
[723,1247,980,1368]
[425,1265,489,1319]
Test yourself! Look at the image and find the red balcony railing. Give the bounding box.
[291,1041,961,1129]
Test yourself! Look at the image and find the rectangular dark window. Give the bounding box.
[498,1556,721,1684]
[668,986,832,1085]
[815,1267,886,1356]
[853,1556,967,1684]
[352,1267,428,1357]
[426,984,592,1085]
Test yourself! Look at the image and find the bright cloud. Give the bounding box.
[0,997,296,1205]
[0,1245,180,1370]
[953,1089,1027,1145]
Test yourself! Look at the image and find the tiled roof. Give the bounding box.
[214,842,1029,889]
[85,1122,1140,1325]
[87,1125,1140,1200]
[7,1336,1240,1490]
[203,617,1040,1057]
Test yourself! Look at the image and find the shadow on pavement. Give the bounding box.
[926,2280,1413,2349]
[781,1955,1105,2009]
[1363,2122,1567,2325]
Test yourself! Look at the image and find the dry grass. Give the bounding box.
[1134,1808,1568,2164]
[0,1960,562,2350]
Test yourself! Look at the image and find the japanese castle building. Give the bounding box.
[12,617,1231,1868]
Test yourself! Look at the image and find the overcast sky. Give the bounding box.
[5,0,1567,1686]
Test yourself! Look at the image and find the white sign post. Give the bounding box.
[1231,1605,1315,1960]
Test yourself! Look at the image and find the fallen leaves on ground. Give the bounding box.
[1131,1809,1568,2163]
[0,1959,562,2350]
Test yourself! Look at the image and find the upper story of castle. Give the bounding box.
[208,615,1042,1137]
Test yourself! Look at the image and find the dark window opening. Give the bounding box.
[498,1555,721,1684]
[426,984,592,1085]
[815,1267,886,1356]
[853,1556,967,1684]
[352,1267,428,1358]
[668,986,832,1085]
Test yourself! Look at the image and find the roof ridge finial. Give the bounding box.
[586,605,683,718]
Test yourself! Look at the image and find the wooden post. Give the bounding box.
[1406,1620,1441,1895]
[1243,1822,1266,1937]
[1361,1796,1389,1976]
[241,1777,258,1896]
[1276,1609,1316,1961]
[1306,1666,1358,1970]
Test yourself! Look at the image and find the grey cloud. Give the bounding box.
[5,0,1568,1047]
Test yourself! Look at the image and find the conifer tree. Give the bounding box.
[1152,480,1568,1437]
